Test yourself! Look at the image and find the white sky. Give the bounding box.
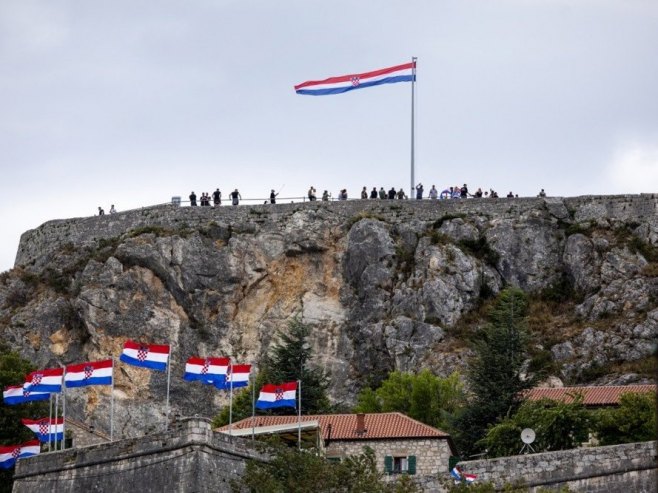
[1,0,657,272]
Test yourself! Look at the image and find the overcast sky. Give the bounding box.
[1,0,657,272]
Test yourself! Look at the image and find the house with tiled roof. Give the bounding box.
[525,385,656,407]
[217,412,456,477]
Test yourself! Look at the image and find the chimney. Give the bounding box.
[355,413,366,435]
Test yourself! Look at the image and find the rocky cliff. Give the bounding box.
[1,195,657,436]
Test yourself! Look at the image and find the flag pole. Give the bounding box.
[297,379,302,450]
[410,56,417,200]
[48,393,53,452]
[251,382,256,441]
[165,348,172,431]
[61,366,66,450]
[228,365,234,439]
[110,358,115,441]
[54,393,59,451]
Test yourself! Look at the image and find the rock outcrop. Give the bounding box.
[1,195,657,435]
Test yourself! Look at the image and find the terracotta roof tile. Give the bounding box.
[525,385,655,406]
[218,412,450,440]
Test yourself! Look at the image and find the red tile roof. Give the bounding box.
[525,385,656,406]
[218,412,450,440]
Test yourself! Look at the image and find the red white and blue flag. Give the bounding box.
[0,440,40,470]
[214,364,251,390]
[3,385,50,405]
[294,61,415,96]
[22,417,64,443]
[24,368,63,393]
[184,357,229,384]
[255,381,297,409]
[120,340,170,371]
[65,359,113,387]
[464,473,477,483]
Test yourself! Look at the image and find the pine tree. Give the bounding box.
[452,288,534,457]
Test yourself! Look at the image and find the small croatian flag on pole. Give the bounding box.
[3,385,49,405]
[214,364,251,390]
[184,357,229,384]
[22,418,65,443]
[24,368,63,393]
[0,440,40,470]
[65,359,113,387]
[294,61,415,96]
[120,340,170,371]
[255,382,297,409]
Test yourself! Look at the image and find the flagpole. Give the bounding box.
[48,394,53,452]
[61,366,66,450]
[251,382,256,441]
[165,348,172,431]
[54,393,59,451]
[297,379,302,450]
[410,56,417,200]
[228,365,234,439]
[110,358,115,441]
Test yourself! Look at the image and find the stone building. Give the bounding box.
[525,385,656,408]
[219,412,456,477]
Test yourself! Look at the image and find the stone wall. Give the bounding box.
[325,437,453,477]
[12,418,267,493]
[14,194,658,269]
[455,441,657,493]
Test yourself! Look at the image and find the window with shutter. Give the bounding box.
[384,455,393,474]
[407,455,416,475]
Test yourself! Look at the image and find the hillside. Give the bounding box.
[1,195,656,436]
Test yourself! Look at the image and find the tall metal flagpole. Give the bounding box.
[251,382,256,441]
[48,393,53,452]
[165,349,172,431]
[297,379,302,450]
[228,365,234,439]
[61,367,66,450]
[54,393,59,451]
[410,56,417,200]
[110,358,115,441]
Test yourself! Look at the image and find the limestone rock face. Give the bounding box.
[2,195,657,435]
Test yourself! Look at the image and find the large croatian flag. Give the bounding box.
[0,440,40,470]
[120,341,170,371]
[65,359,113,387]
[3,385,49,405]
[214,364,251,390]
[294,61,415,96]
[184,357,229,384]
[22,418,64,443]
[24,368,63,393]
[255,381,297,409]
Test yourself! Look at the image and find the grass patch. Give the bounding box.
[457,237,500,266]
[346,211,385,228]
[433,213,466,230]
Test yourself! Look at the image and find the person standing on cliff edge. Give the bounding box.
[189,191,197,206]
[98,206,105,216]
[231,189,241,206]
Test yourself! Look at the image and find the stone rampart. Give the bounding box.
[455,441,657,493]
[12,418,267,493]
[14,194,658,269]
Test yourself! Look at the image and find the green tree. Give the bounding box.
[354,370,464,431]
[214,318,331,427]
[594,392,657,445]
[452,288,534,457]
[0,344,49,492]
[232,444,420,493]
[480,395,591,457]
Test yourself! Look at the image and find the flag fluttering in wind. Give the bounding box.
[0,440,40,469]
[3,385,49,405]
[22,418,64,443]
[120,340,170,371]
[24,368,63,393]
[184,357,229,384]
[294,61,415,96]
[65,359,113,387]
[256,382,297,409]
[214,364,251,390]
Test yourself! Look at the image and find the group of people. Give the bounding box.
[189,189,242,207]
[97,205,116,215]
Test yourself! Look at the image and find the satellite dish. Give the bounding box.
[521,428,536,444]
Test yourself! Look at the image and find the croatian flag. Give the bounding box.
[255,381,297,409]
[0,440,40,470]
[3,385,50,405]
[120,340,170,371]
[450,466,462,481]
[184,357,229,384]
[24,368,63,393]
[22,418,64,443]
[214,364,251,390]
[294,61,415,96]
[65,359,113,387]
[464,473,477,483]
